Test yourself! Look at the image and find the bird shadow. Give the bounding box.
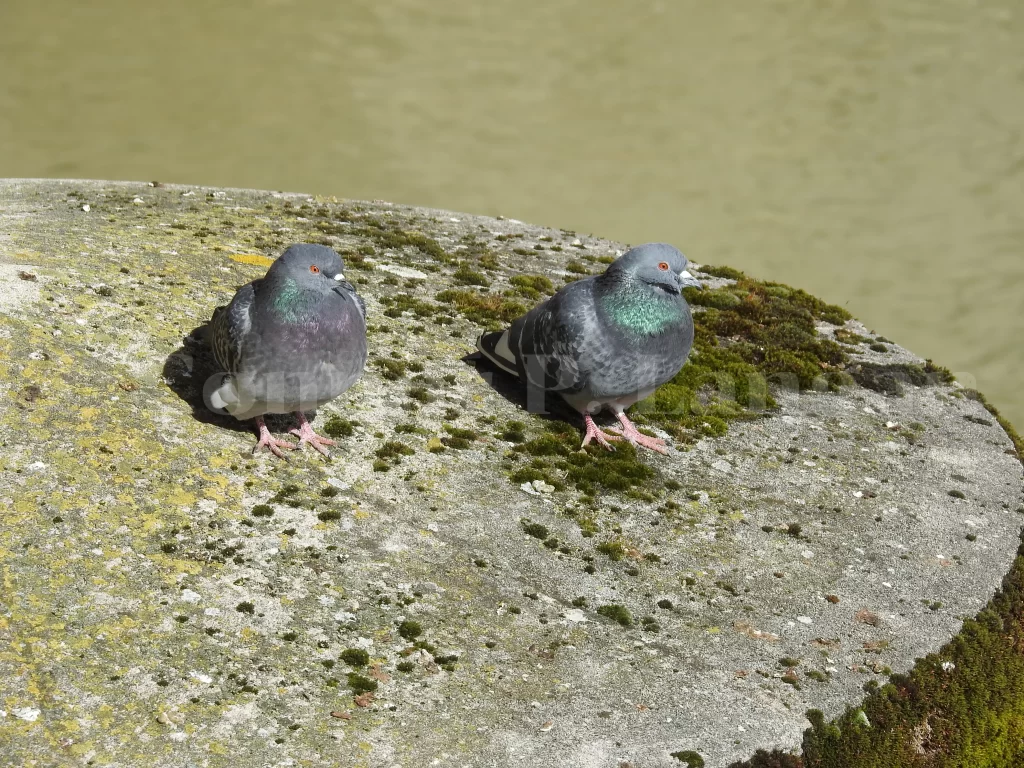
[462,352,590,430]
[162,321,296,437]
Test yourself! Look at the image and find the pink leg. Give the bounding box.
[253,416,297,459]
[580,412,622,451]
[608,411,669,454]
[289,411,337,457]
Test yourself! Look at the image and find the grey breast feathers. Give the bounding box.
[339,282,367,322]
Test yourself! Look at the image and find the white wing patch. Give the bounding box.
[208,375,239,413]
[477,330,519,376]
[493,330,515,366]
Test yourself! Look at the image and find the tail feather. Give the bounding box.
[206,373,238,415]
[476,330,520,378]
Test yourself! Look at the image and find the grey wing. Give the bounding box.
[508,279,602,394]
[210,281,256,373]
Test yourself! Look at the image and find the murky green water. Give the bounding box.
[2,1,1022,426]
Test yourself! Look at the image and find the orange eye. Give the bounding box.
[658,261,670,271]
[310,265,320,274]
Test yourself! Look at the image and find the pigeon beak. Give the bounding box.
[333,272,345,282]
[678,269,703,291]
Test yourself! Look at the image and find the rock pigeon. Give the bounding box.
[477,243,702,454]
[206,244,367,457]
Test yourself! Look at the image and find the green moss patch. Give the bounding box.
[322,416,356,438]
[596,538,628,561]
[306,206,455,264]
[251,504,274,518]
[337,250,373,270]
[596,604,633,627]
[453,264,490,286]
[622,273,856,441]
[375,440,415,465]
[435,289,527,329]
[374,357,408,380]
[352,221,451,262]
[834,328,870,345]
[380,293,440,320]
[499,420,527,443]
[407,386,435,404]
[509,274,555,299]
[671,751,706,768]
[443,425,478,442]
[340,648,370,667]
[848,361,954,397]
[397,620,423,641]
[346,672,378,694]
[506,421,656,496]
[698,264,745,280]
[520,520,550,539]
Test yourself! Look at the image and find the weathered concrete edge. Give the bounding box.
[2,178,1022,767]
[761,400,1024,767]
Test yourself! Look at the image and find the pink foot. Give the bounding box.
[580,412,622,452]
[253,416,297,459]
[289,412,337,457]
[608,412,669,454]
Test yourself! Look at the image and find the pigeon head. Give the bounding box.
[265,243,347,290]
[605,243,702,294]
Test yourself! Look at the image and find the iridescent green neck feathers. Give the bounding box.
[268,277,325,323]
[599,280,685,335]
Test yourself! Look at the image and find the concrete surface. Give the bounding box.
[0,179,1020,767]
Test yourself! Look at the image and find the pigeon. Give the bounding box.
[206,243,367,457]
[476,243,702,454]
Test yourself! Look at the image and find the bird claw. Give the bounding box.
[288,427,337,458]
[610,419,669,454]
[253,435,298,459]
[289,416,338,458]
[630,434,669,455]
[581,414,622,452]
[252,416,298,459]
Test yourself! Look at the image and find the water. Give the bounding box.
[2,0,1022,427]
